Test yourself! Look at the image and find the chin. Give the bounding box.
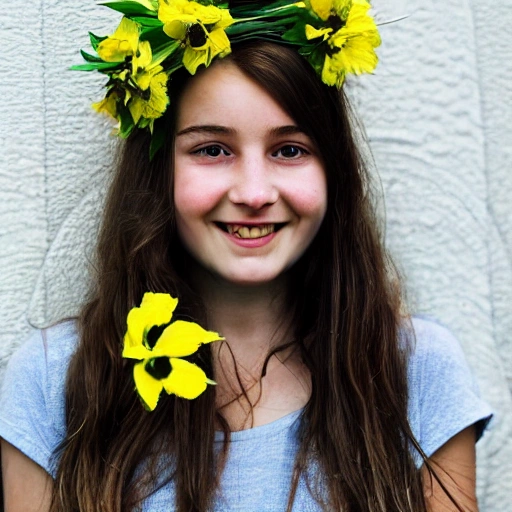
[223,274,281,287]
[214,267,288,288]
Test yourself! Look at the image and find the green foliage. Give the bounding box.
[149,120,166,161]
[89,32,107,51]
[70,62,123,72]
[100,0,157,17]
[118,106,135,138]
[80,50,103,63]
[131,16,164,28]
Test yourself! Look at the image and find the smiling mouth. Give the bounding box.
[216,223,285,239]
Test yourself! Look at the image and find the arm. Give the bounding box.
[1,439,52,512]
[422,426,478,512]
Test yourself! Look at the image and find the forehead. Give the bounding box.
[175,61,296,131]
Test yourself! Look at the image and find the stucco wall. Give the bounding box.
[1,0,511,507]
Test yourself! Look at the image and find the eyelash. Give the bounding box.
[271,145,309,159]
[192,144,309,159]
[192,145,231,158]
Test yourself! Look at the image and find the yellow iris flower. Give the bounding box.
[93,90,120,119]
[158,0,234,74]
[127,41,169,124]
[94,27,169,129]
[123,292,223,410]
[308,0,351,21]
[306,0,380,87]
[97,17,140,62]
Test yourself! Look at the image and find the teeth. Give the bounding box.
[239,226,251,238]
[226,224,276,239]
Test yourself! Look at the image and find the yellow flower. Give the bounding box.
[97,17,140,62]
[308,0,351,22]
[94,41,169,129]
[123,292,223,410]
[307,0,380,87]
[93,90,120,119]
[158,0,234,74]
[128,41,169,124]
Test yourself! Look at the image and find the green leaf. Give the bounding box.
[80,49,103,63]
[152,41,181,67]
[306,47,325,75]
[282,22,308,43]
[100,0,157,17]
[149,122,166,161]
[89,32,107,51]
[196,0,228,7]
[230,0,302,17]
[70,61,123,72]
[131,16,164,27]
[139,25,170,46]
[118,105,135,138]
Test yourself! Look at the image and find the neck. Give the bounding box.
[189,266,310,430]
[190,265,294,366]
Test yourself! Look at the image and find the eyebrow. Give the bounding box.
[176,124,306,137]
[176,125,235,137]
[268,125,306,137]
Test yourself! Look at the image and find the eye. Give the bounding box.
[193,145,231,157]
[271,145,308,159]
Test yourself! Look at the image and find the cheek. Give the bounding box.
[173,170,223,221]
[286,174,328,221]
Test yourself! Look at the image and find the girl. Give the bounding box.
[0,1,492,511]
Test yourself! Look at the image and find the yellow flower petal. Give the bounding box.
[133,360,164,411]
[152,320,223,358]
[333,0,353,17]
[123,292,178,355]
[309,0,333,21]
[123,342,153,360]
[97,17,140,62]
[183,46,209,74]
[321,53,344,87]
[132,40,153,74]
[163,358,215,399]
[92,92,118,120]
[159,0,230,27]
[305,24,332,40]
[212,7,234,29]
[164,19,188,40]
[129,68,169,123]
[207,27,231,59]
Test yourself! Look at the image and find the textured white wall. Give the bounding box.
[0,0,511,507]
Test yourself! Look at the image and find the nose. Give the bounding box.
[227,156,279,210]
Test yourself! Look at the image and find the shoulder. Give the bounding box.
[404,317,493,465]
[407,316,465,357]
[0,320,79,476]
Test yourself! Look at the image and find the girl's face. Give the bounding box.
[173,61,327,286]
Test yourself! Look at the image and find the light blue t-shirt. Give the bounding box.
[0,317,492,511]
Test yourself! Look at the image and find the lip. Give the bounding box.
[220,229,278,248]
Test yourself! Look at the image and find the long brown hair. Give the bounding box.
[51,41,432,511]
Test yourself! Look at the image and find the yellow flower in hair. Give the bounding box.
[306,0,380,87]
[97,17,140,62]
[308,0,351,22]
[123,292,223,411]
[128,41,169,124]
[158,0,234,74]
[322,1,380,86]
[93,90,120,119]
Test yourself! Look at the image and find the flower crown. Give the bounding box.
[75,0,381,158]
